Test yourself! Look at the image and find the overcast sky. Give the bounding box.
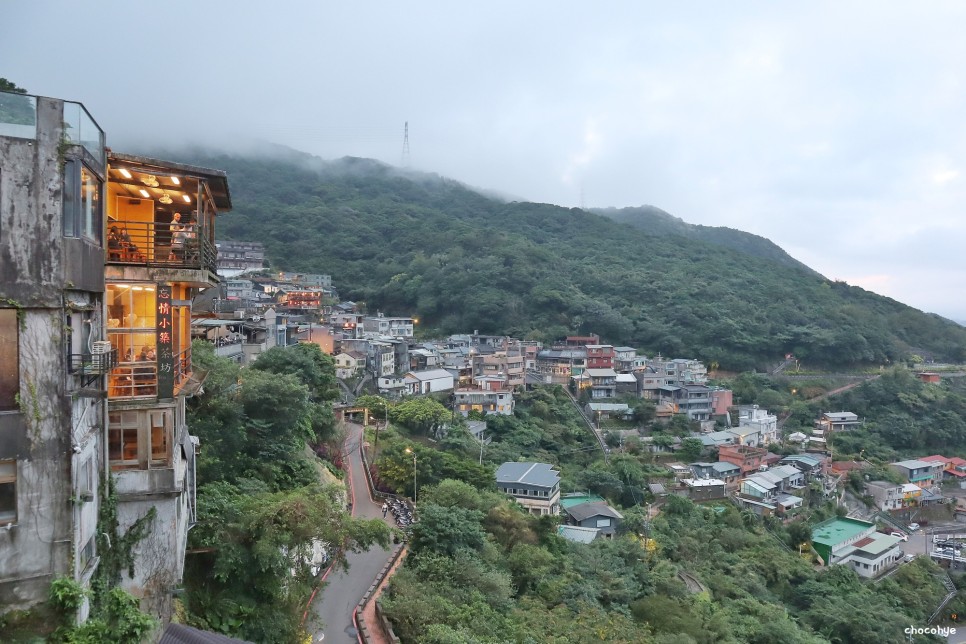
[5,2,966,320]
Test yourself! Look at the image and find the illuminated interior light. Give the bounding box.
[139,189,150,198]
[132,286,144,291]
[171,176,180,185]
[182,194,191,203]
[119,168,132,179]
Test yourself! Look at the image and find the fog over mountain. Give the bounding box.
[5,2,966,319]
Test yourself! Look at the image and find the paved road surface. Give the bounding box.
[309,423,395,643]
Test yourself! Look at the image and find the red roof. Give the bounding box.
[920,455,950,464]
[853,536,875,548]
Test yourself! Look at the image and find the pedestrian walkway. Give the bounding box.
[307,423,398,643]
[358,546,407,644]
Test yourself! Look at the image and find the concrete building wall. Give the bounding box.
[0,97,108,617]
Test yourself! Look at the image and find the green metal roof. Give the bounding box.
[811,518,874,547]
[560,493,605,509]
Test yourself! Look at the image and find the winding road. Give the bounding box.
[308,422,396,643]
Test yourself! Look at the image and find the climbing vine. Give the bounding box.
[44,474,159,643]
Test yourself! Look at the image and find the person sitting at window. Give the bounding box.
[108,226,124,260]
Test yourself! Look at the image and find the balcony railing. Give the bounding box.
[108,346,191,399]
[107,220,216,273]
[70,349,118,376]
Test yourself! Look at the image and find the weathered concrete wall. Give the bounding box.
[0,309,73,611]
[0,98,67,307]
[0,98,107,617]
[116,401,192,622]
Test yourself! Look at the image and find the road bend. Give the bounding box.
[309,422,395,643]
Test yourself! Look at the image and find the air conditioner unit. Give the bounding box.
[91,341,113,372]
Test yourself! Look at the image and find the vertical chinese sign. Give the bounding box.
[156,283,174,399]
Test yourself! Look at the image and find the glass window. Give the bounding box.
[80,165,101,242]
[79,534,96,572]
[150,410,170,465]
[108,411,139,468]
[0,310,18,411]
[0,460,16,524]
[62,160,101,242]
[63,159,78,237]
[109,409,171,470]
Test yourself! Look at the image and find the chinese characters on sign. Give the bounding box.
[156,283,174,399]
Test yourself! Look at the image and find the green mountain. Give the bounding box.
[594,205,819,275]
[162,148,966,370]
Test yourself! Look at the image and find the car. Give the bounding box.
[891,532,908,541]
[908,523,921,532]
[904,554,916,563]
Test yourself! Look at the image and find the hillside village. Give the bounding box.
[4,88,966,643]
[205,243,966,584]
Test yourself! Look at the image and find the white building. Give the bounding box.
[403,369,455,395]
[736,405,778,445]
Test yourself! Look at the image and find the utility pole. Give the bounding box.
[479,431,485,465]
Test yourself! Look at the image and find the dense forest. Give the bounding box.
[355,386,957,644]
[152,147,966,370]
[182,342,390,642]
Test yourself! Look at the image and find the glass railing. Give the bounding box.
[0,91,36,139]
[0,92,104,165]
[63,100,105,166]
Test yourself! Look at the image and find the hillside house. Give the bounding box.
[586,402,633,422]
[710,387,734,417]
[816,411,860,433]
[736,405,778,445]
[334,351,367,378]
[890,459,941,489]
[811,518,903,578]
[689,461,741,489]
[581,368,618,398]
[403,368,455,395]
[408,347,441,371]
[779,453,825,476]
[718,445,768,476]
[563,501,624,538]
[585,344,615,369]
[536,348,587,383]
[615,373,639,395]
[613,346,638,371]
[362,314,414,339]
[865,480,921,511]
[454,388,514,416]
[496,462,561,516]
[680,478,727,501]
[920,455,966,483]
[473,351,525,390]
[657,384,712,421]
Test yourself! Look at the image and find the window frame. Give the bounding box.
[0,460,17,525]
[62,158,103,244]
[0,309,19,412]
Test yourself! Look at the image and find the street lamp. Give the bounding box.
[405,447,417,503]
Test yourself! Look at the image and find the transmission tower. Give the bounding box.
[401,122,411,168]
